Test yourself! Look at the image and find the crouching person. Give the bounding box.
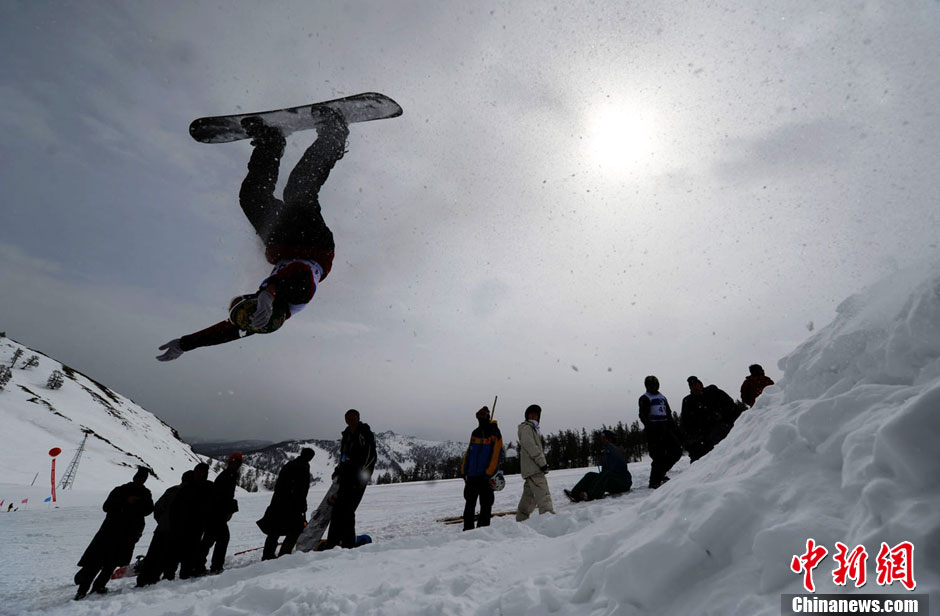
[564,430,632,502]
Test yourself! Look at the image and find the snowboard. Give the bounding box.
[110,555,144,580]
[295,480,340,552]
[189,92,403,144]
[437,510,517,525]
[228,294,287,334]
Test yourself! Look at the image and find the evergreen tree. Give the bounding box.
[47,370,65,390]
[22,355,39,370]
[9,348,23,367]
[0,365,11,391]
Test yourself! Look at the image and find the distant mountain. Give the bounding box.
[0,334,203,491]
[204,431,468,487]
[188,439,275,457]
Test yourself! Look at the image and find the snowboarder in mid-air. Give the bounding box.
[156,109,348,361]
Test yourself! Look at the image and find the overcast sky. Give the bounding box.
[2,1,939,443]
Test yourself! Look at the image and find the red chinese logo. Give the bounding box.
[791,538,829,592]
[875,541,916,591]
[832,543,867,588]
[792,539,916,592]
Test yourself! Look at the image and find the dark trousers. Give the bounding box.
[176,529,206,578]
[136,530,177,586]
[262,530,301,560]
[571,470,632,500]
[199,519,230,571]
[75,563,115,593]
[239,119,345,251]
[463,476,495,531]
[646,423,682,487]
[325,481,366,549]
[687,422,732,462]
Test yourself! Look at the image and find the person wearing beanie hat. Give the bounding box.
[324,409,377,550]
[680,376,735,463]
[198,453,244,574]
[74,467,154,599]
[564,430,632,503]
[638,375,682,489]
[516,404,554,521]
[460,406,503,530]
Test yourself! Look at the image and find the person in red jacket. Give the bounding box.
[740,364,775,408]
[156,109,348,361]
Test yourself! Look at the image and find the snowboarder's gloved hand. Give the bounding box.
[251,290,275,329]
[156,339,184,362]
[540,465,549,474]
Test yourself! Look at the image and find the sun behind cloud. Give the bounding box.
[583,99,659,178]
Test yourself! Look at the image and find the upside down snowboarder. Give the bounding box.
[156,107,348,361]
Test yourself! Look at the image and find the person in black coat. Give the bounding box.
[170,462,214,578]
[198,453,242,573]
[324,409,376,549]
[257,448,314,559]
[680,376,734,463]
[74,467,153,600]
[136,470,193,587]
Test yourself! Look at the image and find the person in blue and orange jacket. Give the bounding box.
[460,406,503,531]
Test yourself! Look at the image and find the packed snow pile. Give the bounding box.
[0,336,203,491]
[2,261,938,615]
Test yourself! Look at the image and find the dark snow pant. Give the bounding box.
[262,530,301,560]
[326,481,367,549]
[571,470,633,501]
[198,519,231,571]
[239,117,345,252]
[177,530,207,578]
[687,422,732,463]
[646,423,682,488]
[463,476,495,531]
[136,530,176,586]
[75,563,115,594]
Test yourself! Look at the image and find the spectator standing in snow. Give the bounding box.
[638,376,682,489]
[516,404,555,521]
[74,467,153,600]
[171,462,214,578]
[680,376,733,463]
[740,364,775,408]
[324,409,377,549]
[564,430,632,502]
[460,405,503,530]
[198,453,242,573]
[257,448,314,559]
[137,470,192,587]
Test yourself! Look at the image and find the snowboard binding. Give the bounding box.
[229,294,287,334]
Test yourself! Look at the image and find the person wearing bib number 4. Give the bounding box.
[156,109,348,361]
[638,375,682,490]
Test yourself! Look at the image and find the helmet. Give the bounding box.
[489,470,505,492]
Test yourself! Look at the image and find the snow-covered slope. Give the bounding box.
[0,336,202,491]
[2,261,939,615]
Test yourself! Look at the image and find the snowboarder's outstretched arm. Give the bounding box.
[156,321,246,362]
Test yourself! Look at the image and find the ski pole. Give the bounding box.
[490,395,498,420]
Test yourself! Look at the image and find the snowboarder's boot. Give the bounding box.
[241,117,286,148]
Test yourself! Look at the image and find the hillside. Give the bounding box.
[0,335,202,491]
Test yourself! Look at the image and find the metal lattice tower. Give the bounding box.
[58,430,91,490]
